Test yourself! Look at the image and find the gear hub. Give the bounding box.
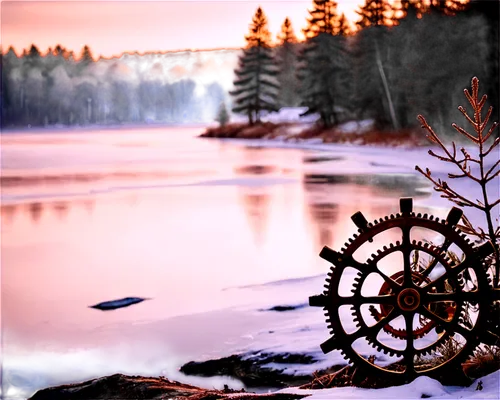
[309,197,500,383]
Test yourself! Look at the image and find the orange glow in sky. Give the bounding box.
[2,0,363,58]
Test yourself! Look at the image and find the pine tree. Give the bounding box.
[216,102,230,127]
[427,0,467,15]
[76,45,94,76]
[337,13,352,36]
[230,7,279,125]
[303,0,341,38]
[276,18,300,107]
[277,17,297,44]
[299,0,350,127]
[355,0,392,28]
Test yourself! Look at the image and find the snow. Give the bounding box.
[279,371,500,399]
[337,119,375,134]
[261,107,319,123]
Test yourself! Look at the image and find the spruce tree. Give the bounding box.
[355,0,392,28]
[230,7,279,125]
[276,18,300,107]
[77,45,94,76]
[216,102,229,127]
[299,0,349,127]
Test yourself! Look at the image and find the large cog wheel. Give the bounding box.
[309,197,500,383]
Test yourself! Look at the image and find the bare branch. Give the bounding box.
[452,123,479,143]
[415,166,483,209]
[465,88,475,108]
[485,159,500,179]
[480,107,493,133]
[483,121,499,142]
[486,169,500,183]
[458,106,476,127]
[428,149,452,162]
[448,172,468,179]
[478,94,487,112]
[490,198,500,209]
[484,137,500,156]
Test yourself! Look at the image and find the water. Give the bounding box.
[1,126,430,398]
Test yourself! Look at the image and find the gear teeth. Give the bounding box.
[309,294,328,307]
[435,217,440,222]
[390,213,396,219]
[423,213,429,219]
[320,336,340,354]
[396,241,401,246]
[320,246,343,265]
[417,213,422,218]
[389,243,394,248]
[400,197,413,214]
[423,242,429,248]
[446,207,463,226]
[351,211,369,230]
[429,215,435,221]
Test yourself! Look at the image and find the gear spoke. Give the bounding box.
[421,239,452,279]
[350,307,401,341]
[375,266,402,291]
[339,294,396,306]
[419,306,471,338]
[402,227,413,287]
[424,290,480,303]
[404,313,415,374]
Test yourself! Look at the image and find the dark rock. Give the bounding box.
[180,352,321,389]
[303,156,344,164]
[28,374,308,400]
[261,304,308,312]
[89,297,149,311]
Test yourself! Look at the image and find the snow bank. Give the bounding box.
[279,371,500,399]
[261,107,319,123]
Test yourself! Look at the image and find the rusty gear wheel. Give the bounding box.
[309,198,500,383]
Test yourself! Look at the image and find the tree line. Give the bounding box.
[0,45,227,127]
[232,0,499,132]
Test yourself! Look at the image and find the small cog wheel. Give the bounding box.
[309,197,500,383]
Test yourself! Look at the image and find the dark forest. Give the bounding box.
[1,0,498,133]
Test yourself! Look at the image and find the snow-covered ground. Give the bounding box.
[281,370,500,399]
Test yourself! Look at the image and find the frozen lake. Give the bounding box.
[1,126,445,398]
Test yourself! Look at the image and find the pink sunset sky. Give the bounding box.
[2,0,364,58]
